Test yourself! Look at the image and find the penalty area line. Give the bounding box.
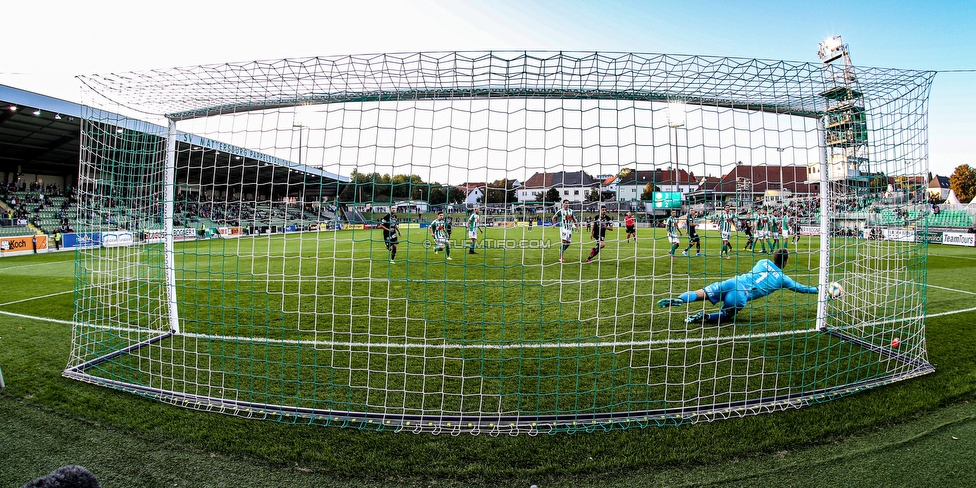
[9,305,976,350]
[0,307,821,349]
[0,309,78,327]
[926,283,976,296]
[0,289,74,307]
[0,310,168,336]
[136,327,823,350]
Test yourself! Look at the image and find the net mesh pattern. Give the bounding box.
[67,51,935,434]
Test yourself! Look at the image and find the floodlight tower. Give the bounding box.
[818,36,868,183]
[668,100,686,212]
[668,100,687,169]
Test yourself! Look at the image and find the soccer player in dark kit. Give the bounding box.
[586,206,613,263]
[379,211,402,263]
[682,210,702,256]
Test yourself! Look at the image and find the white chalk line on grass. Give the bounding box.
[0,289,74,307]
[928,252,976,262]
[0,307,818,349]
[923,306,976,319]
[174,276,692,285]
[7,304,976,351]
[0,309,77,327]
[0,260,70,272]
[926,283,976,296]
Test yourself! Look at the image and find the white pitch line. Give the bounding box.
[926,283,976,296]
[173,276,682,285]
[7,304,974,351]
[174,327,818,350]
[0,289,74,307]
[0,309,78,327]
[924,306,976,319]
[0,260,71,272]
[928,252,976,262]
[0,308,815,348]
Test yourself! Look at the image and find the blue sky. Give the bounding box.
[1,0,972,176]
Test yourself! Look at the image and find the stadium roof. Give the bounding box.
[0,84,349,192]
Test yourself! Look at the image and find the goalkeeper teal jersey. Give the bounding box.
[707,258,818,302]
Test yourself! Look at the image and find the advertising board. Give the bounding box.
[942,232,976,247]
[882,228,915,242]
[102,231,134,248]
[217,227,243,238]
[914,230,944,244]
[63,232,101,248]
[0,235,48,255]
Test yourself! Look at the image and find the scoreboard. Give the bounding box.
[650,191,682,209]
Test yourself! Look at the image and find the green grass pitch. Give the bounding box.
[68,225,925,428]
[1,235,974,486]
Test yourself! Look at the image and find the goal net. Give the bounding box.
[67,52,935,434]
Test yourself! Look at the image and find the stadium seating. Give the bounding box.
[922,209,975,228]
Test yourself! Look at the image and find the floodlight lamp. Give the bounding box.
[33,109,41,116]
[667,101,687,128]
[116,128,124,133]
[8,105,16,111]
[818,36,846,63]
[54,114,62,120]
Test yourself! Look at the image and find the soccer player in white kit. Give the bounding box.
[466,207,483,254]
[552,200,577,263]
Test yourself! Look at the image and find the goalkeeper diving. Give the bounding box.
[657,248,821,324]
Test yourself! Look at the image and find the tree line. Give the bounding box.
[336,171,518,205]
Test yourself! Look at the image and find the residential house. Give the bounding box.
[927,175,951,201]
[615,168,697,202]
[516,171,599,203]
[457,182,487,206]
[686,164,816,209]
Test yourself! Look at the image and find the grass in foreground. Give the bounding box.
[67,228,920,426]
[0,240,974,486]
